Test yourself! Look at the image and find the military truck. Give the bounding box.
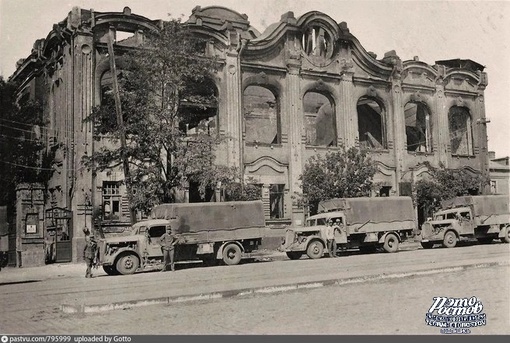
[281,197,416,260]
[418,195,510,249]
[98,201,266,275]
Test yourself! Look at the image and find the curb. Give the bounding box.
[61,260,508,314]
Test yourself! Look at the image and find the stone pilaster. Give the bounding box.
[286,65,304,225]
[225,52,242,169]
[390,80,404,195]
[339,71,356,147]
[435,82,449,167]
[71,29,94,262]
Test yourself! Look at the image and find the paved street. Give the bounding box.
[25,264,507,335]
[0,242,508,334]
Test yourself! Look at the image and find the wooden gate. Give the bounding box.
[45,207,73,263]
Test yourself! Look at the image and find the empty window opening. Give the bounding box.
[405,102,432,152]
[303,91,336,146]
[269,184,285,219]
[301,26,332,58]
[357,97,386,149]
[448,106,473,155]
[243,85,280,145]
[379,186,391,197]
[179,78,218,136]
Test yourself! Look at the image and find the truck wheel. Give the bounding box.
[115,254,139,275]
[306,240,324,259]
[103,265,118,276]
[286,251,303,260]
[501,226,510,243]
[222,243,242,265]
[420,242,434,249]
[442,231,458,248]
[383,233,399,253]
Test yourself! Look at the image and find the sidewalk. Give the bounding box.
[0,242,421,283]
[0,249,288,284]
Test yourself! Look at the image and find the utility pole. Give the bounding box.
[107,26,136,224]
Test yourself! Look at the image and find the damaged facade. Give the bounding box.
[9,6,490,265]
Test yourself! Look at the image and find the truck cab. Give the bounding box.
[98,219,173,275]
[419,207,474,249]
[281,211,346,260]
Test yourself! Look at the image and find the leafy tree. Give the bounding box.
[0,77,52,207]
[83,19,241,215]
[300,147,378,214]
[414,163,489,219]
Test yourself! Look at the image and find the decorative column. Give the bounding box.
[69,7,95,262]
[224,27,244,171]
[435,65,449,167]
[476,71,490,192]
[387,57,405,195]
[338,60,356,147]
[287,61,304,225]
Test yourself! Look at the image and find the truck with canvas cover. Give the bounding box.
[281,197,416,260]
[418,195,510,249]
[98,201,266,275]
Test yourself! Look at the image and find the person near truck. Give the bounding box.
[160,225,178,272]
[325,220,337,258]
[83,233,98,278]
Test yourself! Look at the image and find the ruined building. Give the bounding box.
[9,6,490,265]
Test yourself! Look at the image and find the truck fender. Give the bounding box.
[216,241,245,260]
[304,236,327,249]
[378,231,400,244]
[498,225,510,239]
[109,248,140,266]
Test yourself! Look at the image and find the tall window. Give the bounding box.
[269,184,285,219]
[357,97,386,149]
[243,86,280,144]
[102,181,121,221]
[303,91,336,146]
[448,106,473,155]
[180,78,218,136]
[405,102,432,152]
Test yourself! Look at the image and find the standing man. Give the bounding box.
[325,220,336,258]
[160,225,178,272]
[83,233,98,278]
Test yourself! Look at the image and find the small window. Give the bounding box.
[269,184,285,219]
[316,218,327,226]
[149,226,166,238]
[103,181,121,221]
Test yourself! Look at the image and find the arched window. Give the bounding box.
[303,91,336,147]
[179,78,218,136]
[243,85,280,144]
[404,102,432,152]
[357,97,386,149]
[449,106,473,155]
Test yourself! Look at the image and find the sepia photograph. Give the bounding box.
[0,0,509,338]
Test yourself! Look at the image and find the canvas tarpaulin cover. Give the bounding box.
[150,200,265,234]
[317,197,415,225]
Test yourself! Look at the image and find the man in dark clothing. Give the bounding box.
[160,225,178,272]
[83,234,98,278]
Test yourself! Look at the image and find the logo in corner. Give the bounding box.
[425,296,486,334]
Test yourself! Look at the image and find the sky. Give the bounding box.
[1,0,509,158]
